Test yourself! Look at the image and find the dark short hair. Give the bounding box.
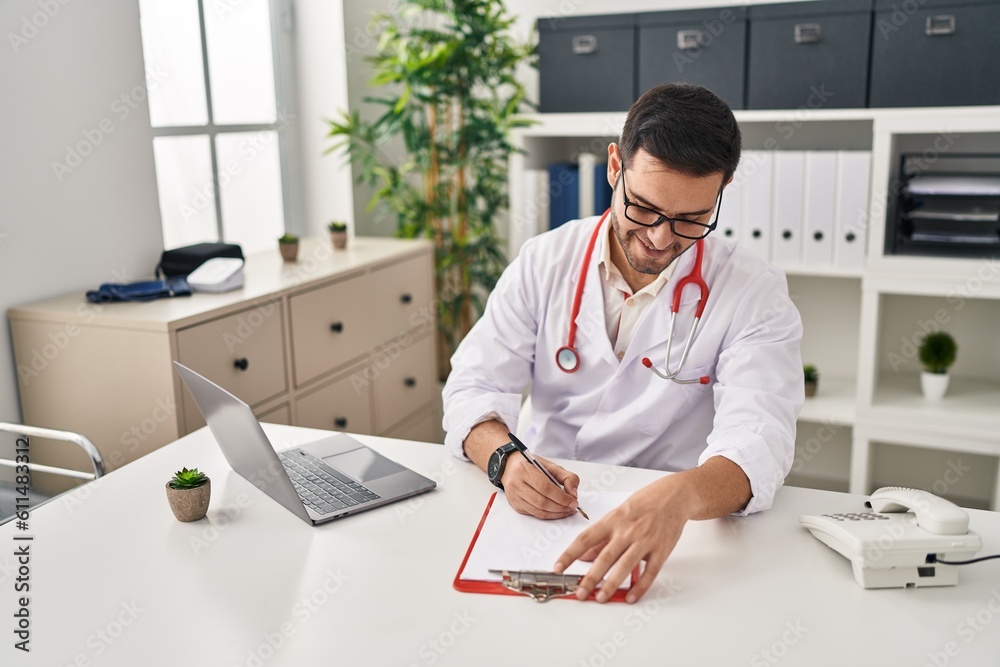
[619,83,741,183]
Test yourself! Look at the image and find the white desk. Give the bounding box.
[3,425,999,666]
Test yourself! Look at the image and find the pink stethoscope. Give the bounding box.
[554,210,711,384]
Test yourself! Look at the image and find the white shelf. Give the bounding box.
[869,374,1000,440]
[514,106,1000,139]
[783,266,864,279]
[798,376,857,426]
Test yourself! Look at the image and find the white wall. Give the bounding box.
[0,1,163,436]
[291,0,354,238]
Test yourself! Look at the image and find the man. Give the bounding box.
[443,84,803,604]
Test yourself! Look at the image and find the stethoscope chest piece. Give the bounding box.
[555,346,581,373]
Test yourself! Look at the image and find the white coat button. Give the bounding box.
[626,299,635,306]
[616,351,624,360]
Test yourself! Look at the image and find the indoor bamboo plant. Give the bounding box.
[326,0,536,378]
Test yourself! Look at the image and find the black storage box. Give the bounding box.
[638,6,747,110]
[156,242,244,278]
[747,0,873,110]
[537,14,637,113]
[869,0,1000,108]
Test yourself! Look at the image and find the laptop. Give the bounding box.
[174,362,437,525]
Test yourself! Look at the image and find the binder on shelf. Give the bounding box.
[509,168,547,259]
[740,150,773,263]
[719,162,746,244]
[594,164,612,215]
[548,162,579,229]
[772,151,805,267]
[453,491,637,603]
[835,151,870,269]
[803,152,838,267]
[579,153,597,218]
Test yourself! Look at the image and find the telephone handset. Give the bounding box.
[800,486,982,589]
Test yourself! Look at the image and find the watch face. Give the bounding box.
[487,452,501,481]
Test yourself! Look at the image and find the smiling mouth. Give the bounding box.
[635,235,672,258]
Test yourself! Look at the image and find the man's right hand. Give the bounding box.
[500,453,580,520]
[463,419,581,520]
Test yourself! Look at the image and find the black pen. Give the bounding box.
[507,432,589,520]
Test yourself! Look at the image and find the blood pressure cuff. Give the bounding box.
[156,242,243,278]
[85,277,192,303]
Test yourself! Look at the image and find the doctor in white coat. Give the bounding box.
[443,84,803,603]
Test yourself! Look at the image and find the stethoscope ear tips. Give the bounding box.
[641,357,653,368]
[699,376,711,385]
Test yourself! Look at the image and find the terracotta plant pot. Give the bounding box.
[165,479,211,522]
[279,242,299,262]
[330,231,348,250]
[804,380,818,397]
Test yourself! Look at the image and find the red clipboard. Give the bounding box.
[453,492,637,602]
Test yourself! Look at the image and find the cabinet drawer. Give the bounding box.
[373,334,437,432]
[296,371,373,435]
[257,402,291,426]
[371,253,435,346]
[747,0,872,110]
[177,301,287,433]
[383,409,441,444]
[289,273,372,387]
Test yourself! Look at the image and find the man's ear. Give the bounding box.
[607,143,621,189]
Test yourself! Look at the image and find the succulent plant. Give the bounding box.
[327,221,348,232]
[169,467,208,490]
[278,233,299,243]
[803,364,819,383]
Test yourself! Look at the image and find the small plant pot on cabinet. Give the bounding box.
[279,242,299,262]
[165,478,211,522]
[330,231,347,250]
[921,372,950,401]
[804,380,818,397]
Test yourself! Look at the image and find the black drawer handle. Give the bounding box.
[334,417,347,428]
[926,15,955,36]
[782,230,793,240]
[571,34,597,55]
[752,229,762,239]
[330,322,344,333]
[845,232,857,243]
[813,231,824,242]
[404,377,417,388]
[400,293,412,304]
[794,23,821,44]
[234,358,249,371]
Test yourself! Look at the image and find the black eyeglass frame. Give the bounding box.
[618,161,724,240]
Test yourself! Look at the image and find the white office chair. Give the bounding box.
[0,423,105,525]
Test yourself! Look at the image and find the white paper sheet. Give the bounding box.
[460,492,632,584]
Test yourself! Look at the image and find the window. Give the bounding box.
[138,0,288,255]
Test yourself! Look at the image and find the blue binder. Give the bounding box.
[548,163,579,229]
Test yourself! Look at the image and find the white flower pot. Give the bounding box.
[921,372,950,401]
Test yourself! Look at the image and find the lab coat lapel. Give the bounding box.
[622,243,702,368]
[570,240,619,370]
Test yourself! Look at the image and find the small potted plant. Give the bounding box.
[328,221,348,250]
[804,364,819,397]
[918,331,957,400]
[165,467,211,522]
[278,233,299,262]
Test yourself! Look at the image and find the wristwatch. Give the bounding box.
[487,443,518,490]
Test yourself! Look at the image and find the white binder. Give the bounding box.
[740,150,773,263]
[719,161,745,244]
[578,152,597,218]
[772,151,805,267]
[803,152,838,267]
[835,151,871,269]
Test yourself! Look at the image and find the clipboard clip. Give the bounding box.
[488,569,582,603]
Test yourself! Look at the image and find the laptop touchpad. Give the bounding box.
[322,447,407,483]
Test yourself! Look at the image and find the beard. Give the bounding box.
[609,206,690,276]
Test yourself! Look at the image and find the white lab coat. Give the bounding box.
[442,216,804,513]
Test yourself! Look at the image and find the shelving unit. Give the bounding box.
[509,105,1000,510]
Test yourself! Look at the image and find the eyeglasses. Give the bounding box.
[619,162,723,240]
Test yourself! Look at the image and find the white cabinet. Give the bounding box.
[509,106,1000,510]
[9,237,441,493]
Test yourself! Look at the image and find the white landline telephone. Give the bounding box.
[800,487,982,589]
[186,257,245,293]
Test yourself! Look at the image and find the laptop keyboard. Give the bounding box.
[280,450,381,515]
